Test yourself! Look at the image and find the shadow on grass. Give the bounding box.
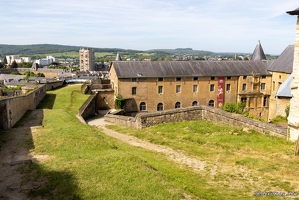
[37,94,56,109]
[28,162,82,199]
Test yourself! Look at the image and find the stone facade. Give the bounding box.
[109,62,272,121]
[269,72,291,119]
[289,16,299,141]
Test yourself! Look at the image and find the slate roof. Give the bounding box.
[276,74,292,97]
[112,61,271,78]
[0,74,25,80]
[251,40,267,61]
[267,45,294,73]
[287,7,299,15]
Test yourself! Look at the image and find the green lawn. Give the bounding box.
[24,85,299,199]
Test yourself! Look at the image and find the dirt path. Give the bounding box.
[0,109,44,200]
[87,117,207,172]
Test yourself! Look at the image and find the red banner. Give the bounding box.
[217,77,225,108]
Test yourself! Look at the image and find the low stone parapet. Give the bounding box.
[104,105,287,138]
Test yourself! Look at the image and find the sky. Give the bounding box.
[0,0,298,55]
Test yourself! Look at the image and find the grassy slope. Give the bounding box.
[30,85,233,199]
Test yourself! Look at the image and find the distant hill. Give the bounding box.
[0,44,219,56]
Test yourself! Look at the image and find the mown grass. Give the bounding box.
[107,120,299,199]
[28,85,242,199]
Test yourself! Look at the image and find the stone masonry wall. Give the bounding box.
[105,105,287,138]
[0,85,46,129]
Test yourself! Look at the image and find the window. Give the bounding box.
[226,84,231,91]
[227,76,231,80]
[140,102,146,111]
[193,77,198,81]
[208,100,214,107]
[193,85,198,93]
[211,77,215,80]
[175,102,181,108]
[158,77,163,82]
[279,75,282,79]
[210,84,215,92]
[132,87,136,95]
[241,97,247,104]
[273,81,275,91]
[242,84,246,91]
[243,76,247,79]
[157,103,163,111]
[261,83,266,90]
[132,78,137,82]
[262,75,266,79]
[192,101,198,106]
[176,85,181,93]
[176,77,181,81]
[263,97,268,107]
[158,86,163,94]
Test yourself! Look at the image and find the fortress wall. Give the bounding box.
[0,85,46,129]
[105,105,287,138]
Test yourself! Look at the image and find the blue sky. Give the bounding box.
[0,0,298,54]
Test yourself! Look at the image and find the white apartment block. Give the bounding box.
[79,48,95,71]
[6,55,31,65]
[35,56,58,66]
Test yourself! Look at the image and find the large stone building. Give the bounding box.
[110,59,273,120]
[108,41,297,122]
[79,48,95,71]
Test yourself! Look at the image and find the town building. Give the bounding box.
[6,55,31,65]
[79,48,95,71]
[35,56,58,66]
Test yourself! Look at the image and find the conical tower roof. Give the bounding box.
[115,52,122,61]
[287,7,299,15]
[251,40,267,61]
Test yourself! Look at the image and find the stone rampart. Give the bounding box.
[78,94,96,121]
[0,85,46,129]
[104,105,287,138]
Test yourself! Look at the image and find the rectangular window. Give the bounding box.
[226,84,231,91]
[210,84,215,92]
[263,97,268,107]
[176,85,181,93]
[227,76,231,80]
[243,76,247,79]
[132,78,137,82]
[273,81,275,91]
[132,87,136,95]
[261,83,266,90]
[193,77,198,81]
[176,77,181,81]
[262,75,266,79]
[242,84,246,91]
[158,77,163,82]
[211,77,215,80]
[158,86,163,94]
[193,85,198,93]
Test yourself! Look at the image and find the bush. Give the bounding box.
[222,102,247,114]
[115,94,126,109]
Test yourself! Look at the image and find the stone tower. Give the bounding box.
[287,7,299,141]
[79,48,95,71]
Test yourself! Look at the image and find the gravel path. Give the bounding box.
[88,116,207,172]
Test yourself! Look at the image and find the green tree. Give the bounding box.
[10,60,18,68]
[0,62,4,68]
[3,56,7,65]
